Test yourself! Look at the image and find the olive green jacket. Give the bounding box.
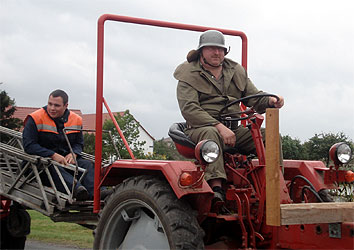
[174,58,270,128]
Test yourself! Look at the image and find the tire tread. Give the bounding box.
[94,175,204,250]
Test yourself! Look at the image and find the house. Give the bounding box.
[81,112,154,155]
[12,107,154,155]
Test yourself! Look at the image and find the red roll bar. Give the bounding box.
[94,14,248,212]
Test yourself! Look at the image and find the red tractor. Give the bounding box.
[92,15,354,249]
[1,14,353,250]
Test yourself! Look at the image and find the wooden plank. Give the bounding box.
[265,108,281,226]
[281,202,354,225]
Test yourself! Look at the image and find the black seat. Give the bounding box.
[168,123,196,148]
[169,123,241,155]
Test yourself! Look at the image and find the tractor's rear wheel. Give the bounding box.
[93,175,204,250]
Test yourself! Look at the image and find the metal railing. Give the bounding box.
[0,126,105,224]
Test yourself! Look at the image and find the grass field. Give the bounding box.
[28,210,94,249]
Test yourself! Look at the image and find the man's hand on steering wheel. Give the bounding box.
[269,95,284,108]
[219,93,283,123]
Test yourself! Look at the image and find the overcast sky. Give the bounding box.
[1,0,353,142]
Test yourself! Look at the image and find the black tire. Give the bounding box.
[93,175,204,250]
[0,216,26,250]
[7,207,31,237]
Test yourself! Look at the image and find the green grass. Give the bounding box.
[28,210,94,249]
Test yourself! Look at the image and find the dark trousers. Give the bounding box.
[47,157,95,199]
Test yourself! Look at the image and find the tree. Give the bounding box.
[281,135,304,160]
[83,111,146,159]
[102,110,145,159]
[152,138,186,160]
[0,89,22,143]
[0,89,22,130]
[83,132,96,155]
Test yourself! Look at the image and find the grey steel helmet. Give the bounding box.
[186,30,229,63]
[197,30,228,51]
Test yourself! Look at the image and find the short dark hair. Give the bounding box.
[49,89,68,105]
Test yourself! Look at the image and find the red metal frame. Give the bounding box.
[94,14,248,212]
[0,196,11,219]
[102,97,135,160]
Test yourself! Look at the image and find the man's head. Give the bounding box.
[186,30,229,65]
[47,89,68,119]
[199,30,228,68]
[197,30,228,52]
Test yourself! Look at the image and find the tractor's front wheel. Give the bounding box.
[93,175,204,250]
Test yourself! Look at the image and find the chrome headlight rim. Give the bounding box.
[330,142,352,165]
[195,140,220,164]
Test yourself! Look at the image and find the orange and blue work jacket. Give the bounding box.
[23,106,84,158]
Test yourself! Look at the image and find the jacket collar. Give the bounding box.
[43,106,70,123]
[174,57,239,94]
[191,58,237,93]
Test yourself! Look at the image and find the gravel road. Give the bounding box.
[25,240,92,250]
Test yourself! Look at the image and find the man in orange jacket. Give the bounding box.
[23,89,94,201]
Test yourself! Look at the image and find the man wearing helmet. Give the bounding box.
[174,30,284,202]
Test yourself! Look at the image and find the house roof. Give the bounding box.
[81,112,124,131]
[12,107,154,140]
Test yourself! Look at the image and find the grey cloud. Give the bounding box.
[1,0,353,141]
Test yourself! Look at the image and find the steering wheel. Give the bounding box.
[218,93,279,122]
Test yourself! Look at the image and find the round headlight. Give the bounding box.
[337,143,352,164]
[195,140,220,164]
[329,142,352,165]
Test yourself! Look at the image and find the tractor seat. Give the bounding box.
[168,123,240,157]
[168,122,196,148]
[168,123,197,159]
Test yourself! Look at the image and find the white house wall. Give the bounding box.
[137,126,154,155]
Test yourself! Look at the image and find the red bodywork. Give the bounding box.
[100,159,213,200]
[0,197,11,219]
[94,14,354,249]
